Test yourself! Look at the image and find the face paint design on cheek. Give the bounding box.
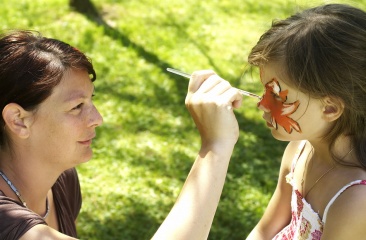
[257,78,302,133]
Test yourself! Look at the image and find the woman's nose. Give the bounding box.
[89,105,103,127]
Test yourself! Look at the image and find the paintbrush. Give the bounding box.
[167,68,261,99]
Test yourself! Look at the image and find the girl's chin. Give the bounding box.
[270,128,303,142]
[265,121,302,141]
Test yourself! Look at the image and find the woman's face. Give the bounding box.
[257,63,327,141]
[28,69,103,170]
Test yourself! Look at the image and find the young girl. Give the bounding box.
[245,3,366,239]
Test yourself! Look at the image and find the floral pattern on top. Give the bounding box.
[272,141,366,240]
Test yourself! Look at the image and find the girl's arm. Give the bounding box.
[246,141,301,240]
[321,184,366,239]
[151,70,242,240]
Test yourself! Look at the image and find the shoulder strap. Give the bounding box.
[323,180,366,222]
[290,140,307,173]
[285,141,307,185]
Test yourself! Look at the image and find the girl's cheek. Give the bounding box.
[259,79,302,133]
[257,98,270,112]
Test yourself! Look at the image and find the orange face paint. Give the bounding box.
[258,79,302,134]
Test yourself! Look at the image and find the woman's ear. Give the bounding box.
[2,103,33,139]
[321,97,344,122]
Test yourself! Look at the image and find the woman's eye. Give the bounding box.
[72,103,83,110]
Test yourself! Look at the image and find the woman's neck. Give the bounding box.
[0,149,61,216]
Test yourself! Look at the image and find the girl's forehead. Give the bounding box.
[260,64,279,81]
[260,65,290,87]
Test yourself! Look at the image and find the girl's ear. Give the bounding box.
[2,103,33,139]
[321,97,344,122]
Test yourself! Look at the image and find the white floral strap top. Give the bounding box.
[272,141,366,240]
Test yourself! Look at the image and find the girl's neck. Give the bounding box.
[309,135,355,166]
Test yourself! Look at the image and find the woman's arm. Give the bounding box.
[20,225,77,240]
[246,141,301,240]
[151,70,242,240]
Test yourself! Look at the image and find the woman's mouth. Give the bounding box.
[78,139,92,145]
[78,134,95,145]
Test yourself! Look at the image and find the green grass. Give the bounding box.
[2,0,366,239]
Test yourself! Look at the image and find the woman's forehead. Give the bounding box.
[43,69,93,104]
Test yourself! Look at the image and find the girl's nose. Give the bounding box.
[257,101,270,112]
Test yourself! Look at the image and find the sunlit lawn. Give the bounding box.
[2,0,366,239]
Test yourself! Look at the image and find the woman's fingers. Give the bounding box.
[187,70,216,93]
[185,70,243,144]
[186,70,242,110]
[221,86,243,110]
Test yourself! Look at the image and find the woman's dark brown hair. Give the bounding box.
[0,30,96,147]
[248,4,366,168]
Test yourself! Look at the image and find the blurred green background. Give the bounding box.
[2,0,365,239]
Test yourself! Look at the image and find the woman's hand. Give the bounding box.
[185,70,243,147]
[152,70,242,240]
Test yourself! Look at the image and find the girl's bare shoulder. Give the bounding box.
[323,180,366,239]
[280,140,308,171]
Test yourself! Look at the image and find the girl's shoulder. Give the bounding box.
[281,140,308,171]
[322,180,366,238]
[284,140,307,154]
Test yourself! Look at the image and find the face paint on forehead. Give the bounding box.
[258,78,302,134]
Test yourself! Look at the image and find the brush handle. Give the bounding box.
[166,68,261,99]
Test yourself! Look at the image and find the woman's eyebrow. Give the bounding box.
[63,91,88,102]
[63,86,95,102]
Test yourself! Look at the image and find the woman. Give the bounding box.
[0,30,242,239]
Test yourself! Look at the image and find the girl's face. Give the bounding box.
[257,63,327,141]
[28,69,103,170]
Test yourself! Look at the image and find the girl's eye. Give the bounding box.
[271,92,282,101]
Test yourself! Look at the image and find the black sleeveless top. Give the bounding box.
[0,168,82,239]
